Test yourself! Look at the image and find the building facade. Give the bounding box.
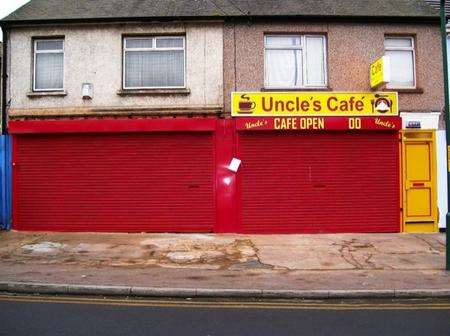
[223,20,444,233]
[0,0,445,233]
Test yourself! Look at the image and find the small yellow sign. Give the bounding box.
[370,56,391,89]
[447,145,450,172]
[231,92,398,117]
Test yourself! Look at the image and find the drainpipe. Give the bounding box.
[440,0,450,270]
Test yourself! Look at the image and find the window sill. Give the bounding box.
[261,87,332,92]
[382,88,424,94]
[27,91,67,98]
[117,88,191,96]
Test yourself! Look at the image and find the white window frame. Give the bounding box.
[384,36,416,89]
[33,38,65,92]
[122,36,186,90]
[264,34,328,89]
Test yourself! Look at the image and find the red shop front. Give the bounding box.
[235,116,402,234]
[9,115,401,234]
[9,118,222,232]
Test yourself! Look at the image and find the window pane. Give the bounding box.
[305,36,325,86]
[384,38,412,48]
[386,50,414,87]
[266,36,301,47]
[155,37,184,48]
[36,40,63,51]
[125,38,153,49]
[265,49,302,87]
[35,53,63,90]
[125,50,184,88]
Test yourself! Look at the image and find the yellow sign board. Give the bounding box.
[447,145,450,172]
[370,56,391,89]
[231,92,398,117]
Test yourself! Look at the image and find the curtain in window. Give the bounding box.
[265,36,301,47]
[266,49,302,87]
[155,38,184,48]
[125,38,153,49]
[386,50,414,87]
[385,38,412,48]
[36,40,64,51]
[305,36,325,86]
[125,50,184,88]
[35,53,64,90]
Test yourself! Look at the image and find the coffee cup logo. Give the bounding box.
[238,94,256,114]
[372,95,392,114]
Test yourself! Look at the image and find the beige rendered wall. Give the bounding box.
[7,22,223,116]
[223,21,444,114]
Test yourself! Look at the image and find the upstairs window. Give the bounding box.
[123,36,185,89]
[33,39,64,91]
[264,35,327,89]
[384,37,416,88]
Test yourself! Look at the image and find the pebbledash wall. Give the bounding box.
[8,22,443,118]
[223,21,443,112]
[224,20,447,230]
[7,22,223,115]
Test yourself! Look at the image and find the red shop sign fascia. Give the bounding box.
[236,116,402,132]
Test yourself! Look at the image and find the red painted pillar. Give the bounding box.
[214,118,238,233]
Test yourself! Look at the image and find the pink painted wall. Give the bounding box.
[223,21,444,114]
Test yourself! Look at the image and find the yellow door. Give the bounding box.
[401,130,438,232]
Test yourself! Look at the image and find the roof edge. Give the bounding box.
[0,14,441,27]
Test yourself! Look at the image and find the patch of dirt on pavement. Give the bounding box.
[332,236,445,270]
[332,239,376,269]
[0,234,262,271]
[143,238,261,270]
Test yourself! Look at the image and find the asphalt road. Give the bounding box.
[1,295,450,336]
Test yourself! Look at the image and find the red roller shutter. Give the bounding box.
[238,131,400,233]
[13,132,215,232]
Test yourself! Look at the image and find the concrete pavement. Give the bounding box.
[0,231,448,298]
